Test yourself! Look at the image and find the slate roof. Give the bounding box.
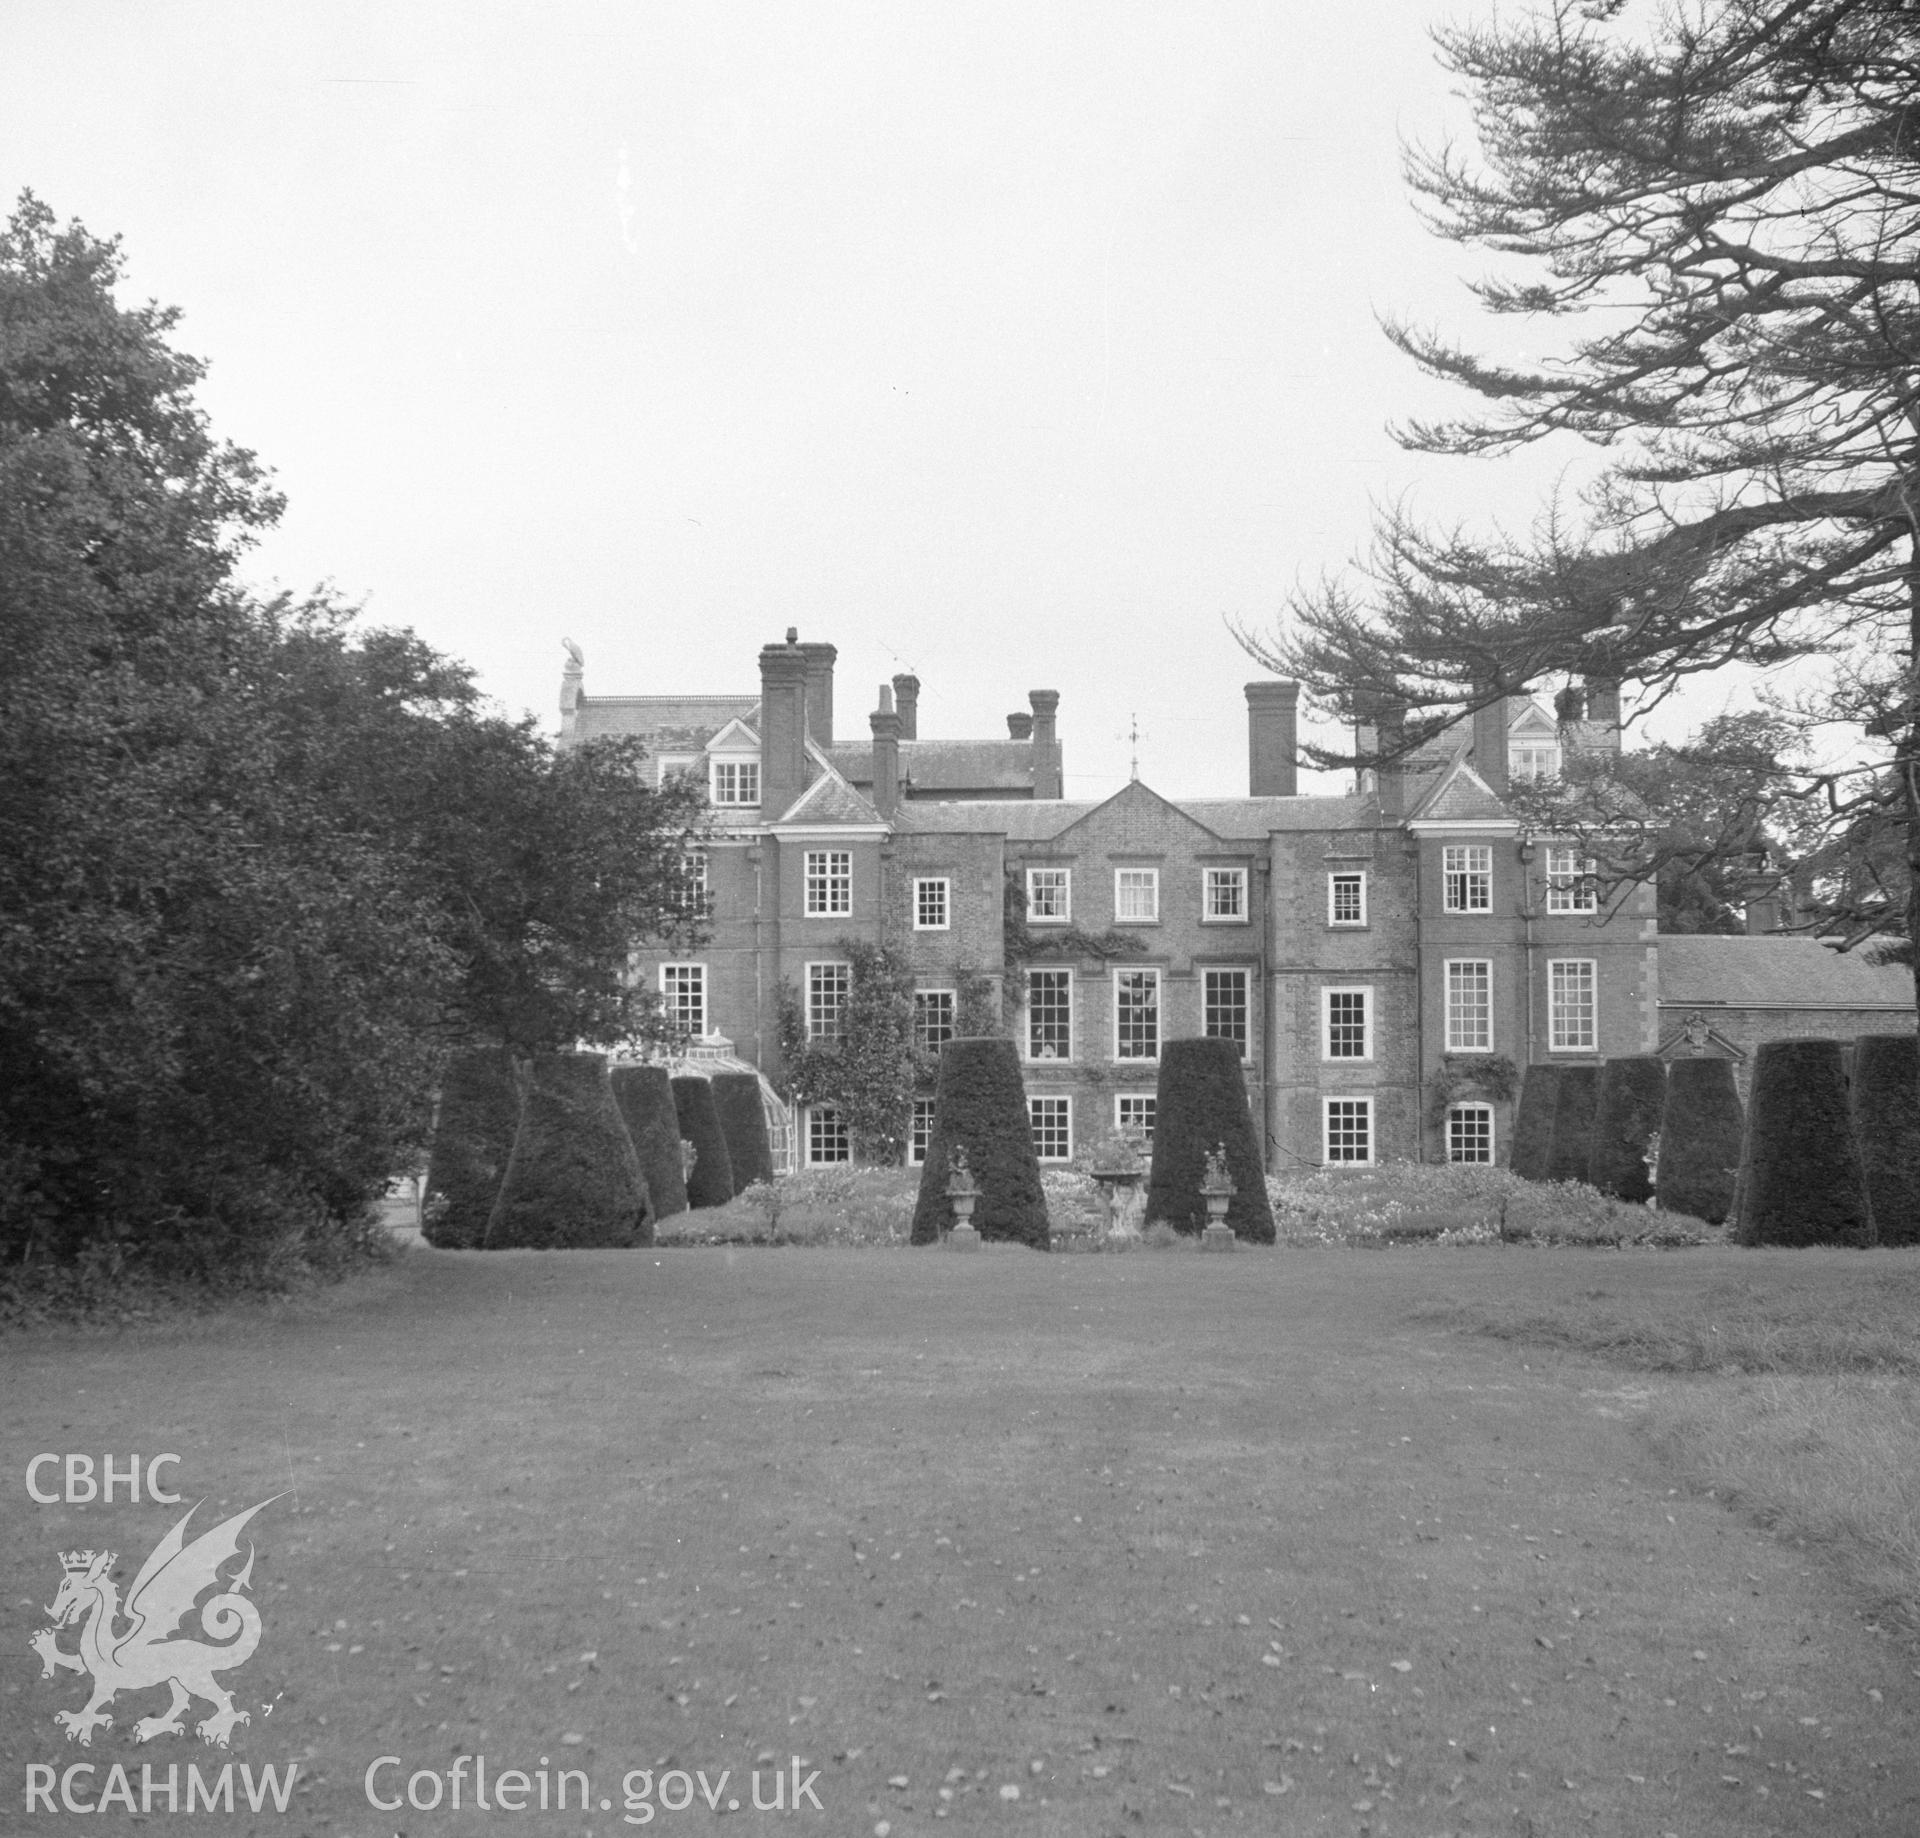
[896,790,1382,841]
[774,770,885,827]
[1656,935,1915,1010]
[1407,759,1519,825]
[570,695,758,748]
[829,738,1038,794]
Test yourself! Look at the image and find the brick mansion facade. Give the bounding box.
[560,633,1913,1172]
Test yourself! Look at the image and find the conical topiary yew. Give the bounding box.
[423,1047,521,1247]
[1507,1063,1561,1181]
[910,1036,1050,1249]
[1544,1064,1601,1185]
[1655,1057,1744,1225]
[1587,1056,1667,1203]
[1851,1033,1920,1246]
[712,1070,777,1189]
[1736,1038,1873,1247]
[483,1051,651,1249]
[1144,1037,1274,1241]
[611,1064,689,1220]
[671,1075,736,1209]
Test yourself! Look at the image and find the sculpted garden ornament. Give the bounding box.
[1200,1142,1237,1251]
[945,1145,980,1251]
[1089,1130,1148,1241]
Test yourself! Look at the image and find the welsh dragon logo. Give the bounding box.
[30,1497,279,1748]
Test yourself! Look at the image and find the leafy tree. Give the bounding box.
[776,940,924,1163]
[0,194,707,1286]
[1237,2,1920,1006]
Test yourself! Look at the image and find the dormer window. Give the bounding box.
[711,758,760,806]
[1510,741,1561,782]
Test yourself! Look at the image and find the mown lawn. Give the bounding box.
[6,1243,1920,1836]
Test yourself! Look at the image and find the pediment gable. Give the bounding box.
[704,716,761,754]
[1046,779,1226,851]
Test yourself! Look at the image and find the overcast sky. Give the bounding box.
[4,2,1722,798]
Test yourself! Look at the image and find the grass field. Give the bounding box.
[6,1242,1920,1836]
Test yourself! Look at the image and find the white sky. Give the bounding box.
[3,1,1724,798]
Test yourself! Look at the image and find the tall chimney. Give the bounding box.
[1244,680,1300,796]
[1375,705,1408,820]
[558,639,584,747]
[1583,675,1622,755]
[1007,711,1034,740]
[1472,692,1510,796]
[798,641,837,748]
[891,672,920,741]
[758,633,810,819]
[870,683,902,819]
[1028,690,1062,799]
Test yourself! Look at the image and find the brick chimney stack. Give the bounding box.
[870,683,902,819]
[1375,705,1408,820]
[1583,675,1622,755]
[1007,711,1034,740]
[1472,693,1510,796]
[798,642,837,748]
[1244,681,1300,796]
[1028,690,1062,799]
[758,632,811,819]
[558,638,584,747]
[891,672,920,740]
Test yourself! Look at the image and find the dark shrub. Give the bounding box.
[1736,1038,1873,1246]
[671,1076,736,1209]
[1587,1056,1667,1203]
[1851,1034,1920,1247]
[1507,1064,1562,1180]
[610,1064,689,1220]
[423,1048,521,1247]
[712,1071,777,1189]
[483,1052,651,1248]
[909,1036,1050,1249]
[1143,1037,1275,1242]
[1544,1065,1600,1185]
[1656,1058,1744,1225]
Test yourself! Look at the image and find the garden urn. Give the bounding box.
[946,1145,981,1251]
[1200,1142,1236,1251]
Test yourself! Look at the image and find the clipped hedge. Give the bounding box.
[1655,1057,1744,1225]
[422,1048,521,1248]
[909,1036,1050,1249]
[610,1064,689,1220]
[1852,1033,1920,1247]
[1587,1056,1667,1203]
[483,1051,651,1249]
[1543,1064,1601,1185]
[712,1071,777,1189]
[1507,1064,1562,1181]
[1143,1037,1275,1242]
[671,1075,736,1209]
[1736,1038,1873,1247]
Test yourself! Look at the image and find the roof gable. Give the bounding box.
[1407,757,1517,826]
[1045,778,1225,851]
[704,715,761,754]
[771,749,886,827]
